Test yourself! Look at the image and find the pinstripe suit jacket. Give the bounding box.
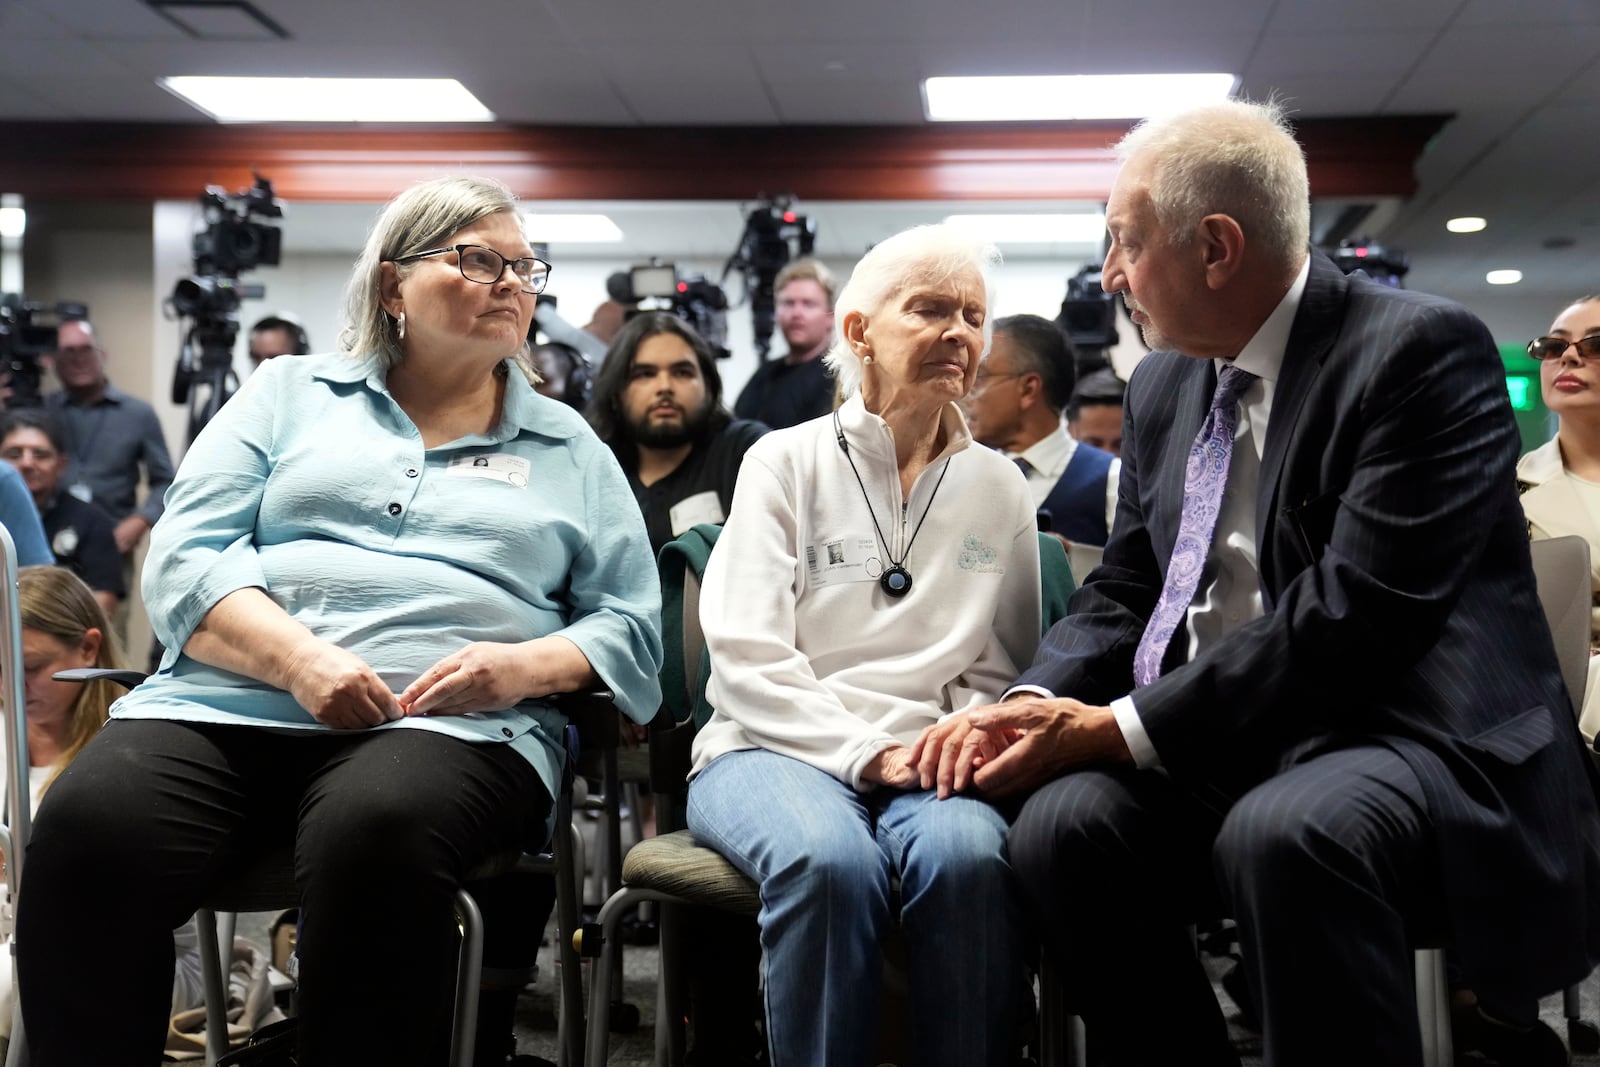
[1018,251,1600,996]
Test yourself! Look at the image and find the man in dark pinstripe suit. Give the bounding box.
[915,99,1600,1066]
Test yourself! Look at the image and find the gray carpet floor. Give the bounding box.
[506,926,1600,1066]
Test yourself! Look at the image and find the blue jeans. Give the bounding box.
[687,748,1023,1067]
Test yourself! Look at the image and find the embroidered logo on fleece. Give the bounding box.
[958,534,1005,574]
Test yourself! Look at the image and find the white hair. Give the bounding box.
[825,224,1002,398]
[339,175,529,370]
[1115,98,1310,273]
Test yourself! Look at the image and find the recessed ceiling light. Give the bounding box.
[522,214,624,243]
[159,76,494,123]
[0,206,25,239]
[944,213,1105,244]
[922,73,1236,122]
[1446,217,1487,234]
[1486,269,1523,285]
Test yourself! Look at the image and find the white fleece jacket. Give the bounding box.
[690,394,1042,790]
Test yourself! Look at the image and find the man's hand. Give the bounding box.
[113,514,150,554]
[282,639,402,729]
[862,745,919,789]
[957,696,1131,799]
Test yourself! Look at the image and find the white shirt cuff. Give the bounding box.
[1003,684,1054,701]
[1111,695,1160,769]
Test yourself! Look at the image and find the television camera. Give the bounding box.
[0,296,88,409]
[606,262,732,359]
[1055,264,1119,374]
[722,195,817,362]
[1323,238,1409,288]
[166,175,283,441]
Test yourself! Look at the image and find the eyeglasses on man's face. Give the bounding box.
[972,369,1024,390]
[393,244,551,295]
[1528,335,1600,361]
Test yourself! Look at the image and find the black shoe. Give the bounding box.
[1455,1006,1570,1067]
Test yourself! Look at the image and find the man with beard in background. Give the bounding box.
[587,309,770,1065]
[590,311,768,553]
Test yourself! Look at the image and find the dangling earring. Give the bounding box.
[395,311,406,341]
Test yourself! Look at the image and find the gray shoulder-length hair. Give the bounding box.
[824,224,1002,398]
[339,175,530,370]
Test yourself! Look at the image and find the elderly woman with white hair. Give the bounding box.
[686,225,1040,1066]
[15,176,662,1067]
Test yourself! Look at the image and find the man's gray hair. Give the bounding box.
[1115,98,1310,273]
[339,176,527,369]
[825,224,1002,398]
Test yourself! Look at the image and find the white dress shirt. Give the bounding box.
[1007,424,1121,534]
[1108,255,1310,766]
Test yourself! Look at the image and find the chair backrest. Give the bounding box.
[1,524,31,901]
[1067,542,1104,589]
[1529,534,1591,716]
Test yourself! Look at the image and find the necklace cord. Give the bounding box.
[833,411,951,571]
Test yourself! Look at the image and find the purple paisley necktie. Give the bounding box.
[1132,363,1258,686]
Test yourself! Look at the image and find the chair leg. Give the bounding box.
[656,901,686,1067]
[586,887,656,1067]
[554,784,586,1067]
[197,907,230,1067]
[1413,948,1452,1067]
[451,888,485,1067]
[1567,976,1600,1052]
[5,995,27,1067]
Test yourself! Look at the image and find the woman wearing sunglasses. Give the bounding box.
[1519,294,1600,743]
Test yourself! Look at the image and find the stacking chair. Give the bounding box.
[581,525,1077,1067]
[1412,533,1600,1065]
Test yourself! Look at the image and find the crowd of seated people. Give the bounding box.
[7,100,1600,1067]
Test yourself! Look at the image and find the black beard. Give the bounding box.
[630,402,710,449]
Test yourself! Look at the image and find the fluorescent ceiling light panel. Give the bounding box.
[160,76,495,122]
[945,213,1105,244]
[1486,269,1523,285]
[523,214,624,243]
[923,73,1236,121]
[0,207,24,239]
[1446,216,1487,233]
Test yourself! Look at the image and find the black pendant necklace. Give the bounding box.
[834,412,950,599]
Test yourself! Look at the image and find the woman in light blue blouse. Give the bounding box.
[15,176,663,1067]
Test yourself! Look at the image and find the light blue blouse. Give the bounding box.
[114,353,663,803]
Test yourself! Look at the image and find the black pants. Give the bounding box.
[17,719,551,1067]
[1008,746,1441,1067]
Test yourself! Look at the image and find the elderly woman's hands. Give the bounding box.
[400,635,598,718]
[282,639,402,729]
[862,745,919,788]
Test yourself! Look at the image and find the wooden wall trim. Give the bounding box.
[0,116,1449,203]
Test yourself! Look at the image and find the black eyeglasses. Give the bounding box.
[1528,335,1600,361]
[392,244,551,295]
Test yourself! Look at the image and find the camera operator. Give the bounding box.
[0,410,124,614]
[43,319,175,556]
[589,311,767,554]
[247,313,310,366]
[733,258,836,429]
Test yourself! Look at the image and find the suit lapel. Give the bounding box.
[1255,252,1347,582]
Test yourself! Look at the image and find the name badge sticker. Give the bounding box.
[804,535,880,589]
[446,453,531,487]
[669,491,725,536]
